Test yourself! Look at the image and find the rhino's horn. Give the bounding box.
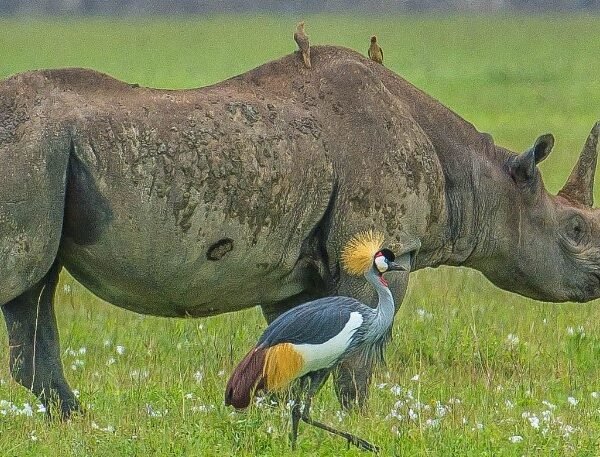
[558,121,600,207]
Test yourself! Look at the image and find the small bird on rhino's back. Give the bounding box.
[294,21,311,69]
[368,35,384,64]
[225,230,413,453]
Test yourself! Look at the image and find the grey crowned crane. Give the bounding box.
[225,231,414,452]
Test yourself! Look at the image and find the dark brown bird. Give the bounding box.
[294,21,311,69]
[368,35,384,65]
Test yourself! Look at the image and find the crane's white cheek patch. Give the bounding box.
[294,312,363,376]
[375,256,388,273]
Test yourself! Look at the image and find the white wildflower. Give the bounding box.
[103,339,111,348]
[191,404,215,413]
[411,374,420,382]
[145,404,167,417]
[567,396,578,407]
[592,392,599,399]
[193,371,204,383]
[377,383,388,389]
[528,414,540,429]
[435,402,448,418]
[217,370,225,377]
[71,359,84,370]
[91,421,115,432]
[416,308,433,320]
[106,357,116,366]
[542,400,556,410]
[20,403,33,416]
[424,418,440,428]
[505,399,514,409]
[562,424,576,438]
[509,435,523,443]
[408,408,418,421]
[567,326,575,336]
[390,384,402,396]
[30,431,38,441]
[116,345,125,355]
[505,333,519,347]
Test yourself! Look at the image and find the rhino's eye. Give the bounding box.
[565,215,587,245]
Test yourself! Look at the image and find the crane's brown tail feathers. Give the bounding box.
[225,346,267,409]
[225,343,305,408]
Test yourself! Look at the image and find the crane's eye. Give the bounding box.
[374,255,388,273]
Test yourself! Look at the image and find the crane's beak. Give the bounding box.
[387,251,413,272]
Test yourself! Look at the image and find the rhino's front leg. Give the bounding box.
[333,353,374,410]
[333,269,411,410]
[1,261,80,418]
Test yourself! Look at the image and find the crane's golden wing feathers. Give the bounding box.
[341,230,385,276]
[263,343,304,390]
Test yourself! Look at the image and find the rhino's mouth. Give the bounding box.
[569,271,600,303]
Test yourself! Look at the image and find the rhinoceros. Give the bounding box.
[1,45,599,418]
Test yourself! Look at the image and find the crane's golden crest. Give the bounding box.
[341,230,385,276]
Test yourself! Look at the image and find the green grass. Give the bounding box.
[2,14,600,456]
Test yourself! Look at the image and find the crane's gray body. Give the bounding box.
[2,45,600,415]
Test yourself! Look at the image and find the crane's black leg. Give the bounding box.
[1,261,80,419]
[290,398,302,450]
[300,370,380,453]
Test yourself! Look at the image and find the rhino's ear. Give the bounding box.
[509,133,554,184]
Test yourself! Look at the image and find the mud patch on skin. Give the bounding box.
[226,102,260,124]
[206,238,234,260]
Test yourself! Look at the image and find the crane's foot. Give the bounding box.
[346,434,380,453]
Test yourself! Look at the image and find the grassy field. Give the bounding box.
[1,14,600,456]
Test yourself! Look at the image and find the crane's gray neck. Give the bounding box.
[363,267,395,339]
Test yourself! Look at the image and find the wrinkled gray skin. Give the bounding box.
[1,46,600,418]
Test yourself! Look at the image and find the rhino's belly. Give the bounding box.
[59,223,310,317]
[58,158,333,317]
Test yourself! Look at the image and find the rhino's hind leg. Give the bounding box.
[333,354,373,411]
[1,261,80,418]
